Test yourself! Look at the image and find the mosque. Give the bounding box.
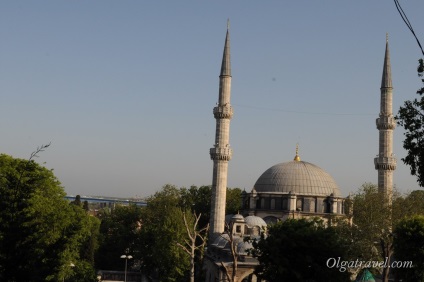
[203,24,395,282]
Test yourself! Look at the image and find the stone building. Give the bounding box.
[240,146,345,224]
[204,24,393,282]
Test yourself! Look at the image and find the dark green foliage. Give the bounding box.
[393,215,424,281]
[350,184,392,262]
[93,184,240,281]
[0,154,97,281]
[340,184,424,279]
[83,200,89,212]
[180,185,212,229]
[72,194,82,206]
[226,187,242,215]
[95,204,142,271]
[179,185,241,230]
[251,218,351,282]
[138,185,190,282]
[396,59,424,187]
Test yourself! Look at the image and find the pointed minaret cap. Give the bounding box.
[293,144,301,161]
[220,19,231,77]
[381,33,393,89]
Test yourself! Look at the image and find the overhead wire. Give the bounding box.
[393,0,424,56]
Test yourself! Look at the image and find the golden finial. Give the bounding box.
[294,143,301,161]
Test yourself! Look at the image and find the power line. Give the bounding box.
[394,0,424,56]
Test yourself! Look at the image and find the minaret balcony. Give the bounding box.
[374,156,397,170]
[376,116,396,130]
[210,146,233,161]
[213,105,233,119]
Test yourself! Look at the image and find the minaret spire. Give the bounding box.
[220,21,231,77]
[209,23,234,239]
[381,33,392,89]
[374,34,396,202]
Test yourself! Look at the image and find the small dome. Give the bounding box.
[231,214,245,222]
[237,241,253,255]
[254,161,341,197]
[244,216,267,228]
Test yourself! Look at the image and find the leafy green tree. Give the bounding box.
[226,187,242,215]
[396,59,424,187]
[80,215,101,266]
[251,218,351,281]
[180,185,211,229]
[179,185,241,230]
[95,204,143,271]
[138,185,190,282]
[345,184,424,280]
[0,152,95,281]
[393,215,424,281]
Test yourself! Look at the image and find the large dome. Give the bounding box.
[253,160,341,197]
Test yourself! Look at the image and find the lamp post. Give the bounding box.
[120,254,133,282]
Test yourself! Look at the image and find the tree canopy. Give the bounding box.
[393,215,424,281]
[95,204,143,271]
[0,153,97,281]
[251,218,351,282]
[396,59,424,187]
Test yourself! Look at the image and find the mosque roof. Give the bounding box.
[253,157,341,197]
[244,216,267,228]
[237,240,254,255]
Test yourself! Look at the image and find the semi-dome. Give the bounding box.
[253,160,341,197]
[244,216,267,228]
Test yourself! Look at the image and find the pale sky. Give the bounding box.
[1,1,423,198]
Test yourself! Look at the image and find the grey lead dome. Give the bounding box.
[253,161,341,197]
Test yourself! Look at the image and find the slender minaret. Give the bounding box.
[209,22,233,239]
[374,34,396,201]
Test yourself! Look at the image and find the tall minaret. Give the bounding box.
[209,22,233,239]
[374,34,396,200]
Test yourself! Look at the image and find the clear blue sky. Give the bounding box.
[1,1,423,198]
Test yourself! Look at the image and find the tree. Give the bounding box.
[179,186,242,231]
[226,187,242,215]
[176,212,209,282]
[346,183,424,281]
[348,183,398,281]
[250,218,351,281]
[396,59,424,187]
[95,204,143,271]
[138,185,191,282]
[0,151,95,281]
[135,184,241,281]
[393,215,424,281]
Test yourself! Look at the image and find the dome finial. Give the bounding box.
[294,143,301,161]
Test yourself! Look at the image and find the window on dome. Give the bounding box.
[270,199,275,209]
[275,198,282,210]
[282,198,288,210]
[296,198,303,211]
